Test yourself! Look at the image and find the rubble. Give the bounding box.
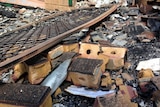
[0,6,16,18]
[18,8,27,14]
[101,72,112,88]
[94,91,138,107]
[1,1,160,107]
[152,90,160,107]
[0,4,60,36]
[121,72,134,81]
[136,31,155,42]
[151,76,160,90]
[0,69,14,83]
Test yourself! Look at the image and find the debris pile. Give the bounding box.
[0,0,160,107]
[0,3,60,35]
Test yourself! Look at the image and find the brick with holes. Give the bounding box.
[79,42,100,58]
[78,43,109,72]
[101,47,127,70]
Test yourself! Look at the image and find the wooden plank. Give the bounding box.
[0,0,45,8]
[0,0,76,10]
[45,3,75,11]
[45,0,76,6]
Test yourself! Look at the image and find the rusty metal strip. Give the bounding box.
[85,4,120,28]
[0,4,120,71]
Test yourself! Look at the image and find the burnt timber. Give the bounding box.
[0,4,119,71]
